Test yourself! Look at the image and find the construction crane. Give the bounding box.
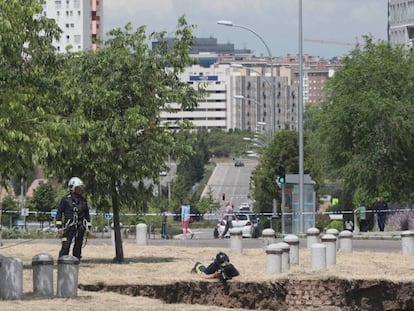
[305,38,362,49]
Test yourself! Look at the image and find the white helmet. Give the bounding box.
[68,177,84,192]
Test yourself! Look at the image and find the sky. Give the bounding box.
[104,0,389,59]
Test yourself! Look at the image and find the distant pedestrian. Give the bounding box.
[181,199,194,239]
[220,201,235,238]
[355,205,367,232]
[374,196,388,232]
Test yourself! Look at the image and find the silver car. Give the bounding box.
[214,212,260,238]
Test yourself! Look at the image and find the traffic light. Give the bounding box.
[278,165,286,184]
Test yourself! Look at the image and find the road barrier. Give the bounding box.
[32,253,54,297]
[321,234,337,266]
[265,244,283,274]
[339,230,353,252]
[306,227,320,249]
[283,234,300,265]
[0,256,23,299]
[57,255,79,298]
[401,230,414,256]
[136,223,148,245]
[229,228,243,253]
[311,243,326,271]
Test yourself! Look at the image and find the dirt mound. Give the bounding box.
[80,278,414,311]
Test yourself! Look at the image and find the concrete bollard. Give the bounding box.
[339,230,353,252]
[111,229,115,245]
[321,234,337,266]
[311,243,326,271]
[283,234,300,265]
[326,228,339,250]
[230,228,243,253]
[401,230,414,256]
[57,255,79,298]
[0,254,4,299]
[32,253,54,297]
[136,223,148,245]
[262,228,276,248]
[0,256,23,299]
[306,227,320,249]
[265,244,283,274]
[274,242,290,272]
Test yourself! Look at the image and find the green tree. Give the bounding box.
[318,37,414,207]
[1,195,19,229]
[173,129,209,202]
[43,17,204,262]
[251,130,299,215]
[0,0,61,184]
[29,182,56,227]
[206,128,252,158]
[251,130,322,219]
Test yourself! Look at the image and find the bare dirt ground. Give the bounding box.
[1,239,414,310]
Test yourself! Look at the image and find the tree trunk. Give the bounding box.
[111,180,124,263]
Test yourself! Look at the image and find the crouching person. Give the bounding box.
[191,252,240,282]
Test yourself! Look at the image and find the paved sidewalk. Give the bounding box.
[353,230,404,240]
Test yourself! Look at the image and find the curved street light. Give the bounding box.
[298,0,304,233]
[218,21,275,132]
[217,21,273,60]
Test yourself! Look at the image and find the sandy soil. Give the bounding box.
[0,239,413,310]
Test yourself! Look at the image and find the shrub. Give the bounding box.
[326,220,344,232]
[315,214,331,232]
[385,210,414,231]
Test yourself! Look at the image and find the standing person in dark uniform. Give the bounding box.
[56,177,91,260]
[191,252,240,281]
[374,196,388,232]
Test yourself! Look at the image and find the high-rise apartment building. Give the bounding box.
[41,0,103,53]
[160,63,299,134]
[158,37,340,133]
[388,0,414,51]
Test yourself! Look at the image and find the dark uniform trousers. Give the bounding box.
[59,226,86,259]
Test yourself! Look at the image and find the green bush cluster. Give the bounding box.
[0,228,58,239]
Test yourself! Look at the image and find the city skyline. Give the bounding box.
[104,0,389,59]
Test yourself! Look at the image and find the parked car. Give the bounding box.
[239,202,251,211]
[42,224,58,233]
[214,212,260,238]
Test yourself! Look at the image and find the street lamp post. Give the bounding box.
[298,0,305,233]
[218,21,275,133]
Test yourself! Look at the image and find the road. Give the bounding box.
[202,160,257,210]
[2,228,403,254]
[146,230,403,253]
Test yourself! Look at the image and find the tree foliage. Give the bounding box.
[318,37,414,207]
[206,128,252,158]
[251,130,298,214]
[43,17,204,262]
[174,129,209,200]
[251,129,323,217]
[28,181,56,224]
[0,0,61,184]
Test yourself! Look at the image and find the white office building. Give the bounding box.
[161,62,298,133]
[388,0,414,51]
[161,64,231,130]
[40,0,103,53]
